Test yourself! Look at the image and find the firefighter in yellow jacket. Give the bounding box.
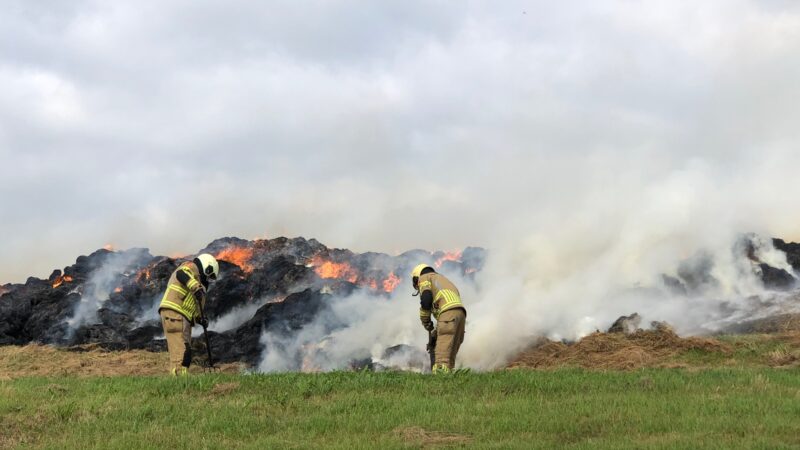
[158,253,219,375]
[411,264,466,373]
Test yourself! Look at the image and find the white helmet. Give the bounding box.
[196,253,220,281]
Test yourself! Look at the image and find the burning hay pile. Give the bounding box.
[0,236,484,369]
[2,233,800,374]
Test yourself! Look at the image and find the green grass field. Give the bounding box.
[3,368,800,449]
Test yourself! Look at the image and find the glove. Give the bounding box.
[198,317,209,329]
[427,329,437,352]
[423,319,434,332]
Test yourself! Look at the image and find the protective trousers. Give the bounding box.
[434,308,466,370]
[160,309,191,375]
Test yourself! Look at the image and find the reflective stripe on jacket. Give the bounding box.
[158,262,204,323]
[418,272,465,320]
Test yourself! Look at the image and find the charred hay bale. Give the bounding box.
[25,292,82,344]
[204,262,250,318]
[125,323,163,350]
[758,264,796,291]
[773,239,800,274]
[97,307,137,331]
[607,313,642,334]
[0,294,34,344]
[214,289,332,365]
[650,321,674,333]
[134,257,179,292]
[205,256,315,319]
[70,324,128,350]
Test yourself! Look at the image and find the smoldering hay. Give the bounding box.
[210,155,800,371]
[5,1,800,372]
[460,155,800,369]
[1,231,800,372]
[0,237,485,370]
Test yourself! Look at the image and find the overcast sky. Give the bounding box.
[2,0,800,283]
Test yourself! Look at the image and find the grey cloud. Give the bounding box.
[2,1,800,285]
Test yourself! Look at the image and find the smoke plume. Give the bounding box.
[65,250,144,336]
[3,2,800,371]
[258,289,421,372]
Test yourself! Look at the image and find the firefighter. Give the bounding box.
[158,253,219,375]
[411,263,466,373]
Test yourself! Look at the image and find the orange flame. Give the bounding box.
[311,256,359,283]
[103,244,115,251]
[382,272,401,293]
[312,256,402,293]
[52,275,74,289]
[214,246,256,273]
[113,287,123,294]
[136,268,153,283]
[434,250,462,268]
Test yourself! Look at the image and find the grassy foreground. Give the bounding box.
[3,369,800,449]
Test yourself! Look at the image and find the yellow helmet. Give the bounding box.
[411,263,431,280]
[411,263,433,295]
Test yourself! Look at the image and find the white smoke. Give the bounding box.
[255,171,800,373]
[65,251,143,333]
[134,294,165,327]
[256,267,479,373]
[4,2,800,373]
[257,288,428,372]
[209,302,263,333]
[459,159,800,370]
[6,1,800,287]
[750,235,794,274]
[209,295,286,333]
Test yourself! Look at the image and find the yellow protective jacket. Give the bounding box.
[418,272,465,329]
[158,261,206,324]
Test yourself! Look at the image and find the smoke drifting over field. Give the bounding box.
[245,233,800,372]
[3,2,800,370]
[4,1,800,279]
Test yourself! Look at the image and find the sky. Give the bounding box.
[2,0,800,284]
